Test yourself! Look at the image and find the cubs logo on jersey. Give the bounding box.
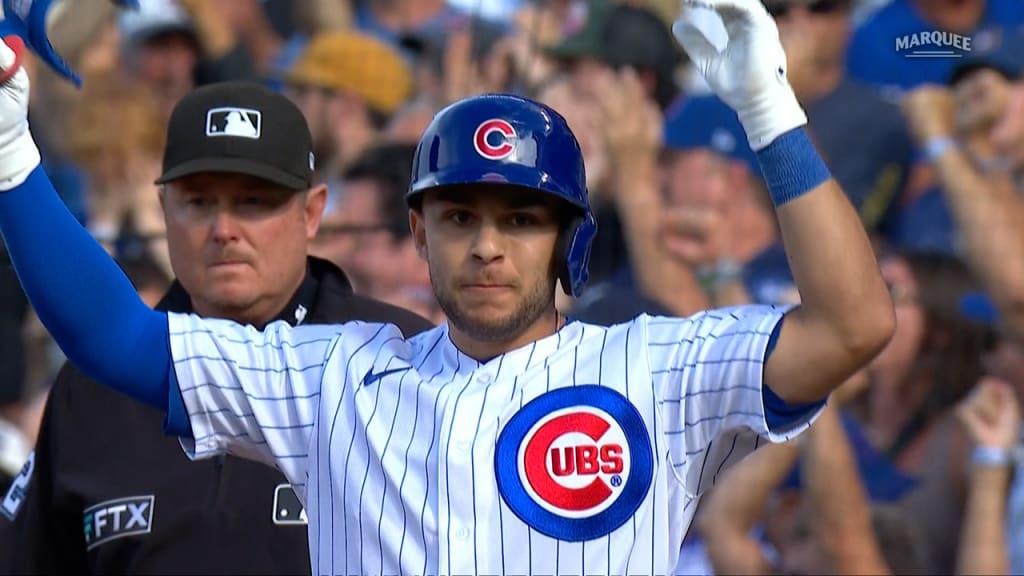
[494,385,653,542]
[473,118,516,160]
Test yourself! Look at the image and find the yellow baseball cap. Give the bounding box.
[285,31,412,116]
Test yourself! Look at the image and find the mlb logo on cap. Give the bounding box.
[156,82,314,190]
[205,107,262,140]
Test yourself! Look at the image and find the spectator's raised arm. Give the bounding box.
[903,83,1024,345]
[955,377,1020,576]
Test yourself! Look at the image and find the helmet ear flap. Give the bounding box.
[555,222,575,298]
[558,211,598,298]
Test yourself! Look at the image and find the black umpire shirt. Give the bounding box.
[1,256,433,574]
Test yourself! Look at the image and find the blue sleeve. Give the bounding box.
[0,166,172,412]
[761,316,827,431]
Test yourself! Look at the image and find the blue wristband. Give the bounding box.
[756,128,832,206]
[972,445,1011,467]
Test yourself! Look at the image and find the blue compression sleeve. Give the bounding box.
[0,166,171,410]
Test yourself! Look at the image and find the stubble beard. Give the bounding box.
[432,269,556,343]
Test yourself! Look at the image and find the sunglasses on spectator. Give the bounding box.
[765,0,850,18]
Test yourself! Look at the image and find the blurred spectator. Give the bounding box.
[0,246,30,491]
[850,1,1024,255]
[738,243,802,307]
[119,0,257,120]
[115,240,174,309]
[383,96,446,144]
[902,32,1024,345]
[544,0,684,111]
[399,14,512,103]
[283,30,413,183]
[577,2,686,289]
[959,292,1024,575]
[536,75,628,286]
[657,94,777,306]
[693,402,923,576]
[447,0,526,21]
[119,0,202,119]
[847,0,1024,101]
[769,0,915,245]
[0,244,28,423]
[0,242,48,575]
[536,77,611,195]
[860,250,991,574]
[354,0,480,46]
[862,251,986,468]
[535,2,686,291]
[65,71,171,278]
[311,143,438,321]
[563,68,712,318]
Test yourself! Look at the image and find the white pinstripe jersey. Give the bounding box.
[168,304,820,576]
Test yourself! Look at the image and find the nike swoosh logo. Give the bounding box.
[363,367,412,387]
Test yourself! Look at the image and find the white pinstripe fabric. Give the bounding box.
[168,304,820,576]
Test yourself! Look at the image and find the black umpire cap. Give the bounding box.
[155,81,315,191]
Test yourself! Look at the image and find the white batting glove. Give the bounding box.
[0,36,40,191]
[672,0,808,151]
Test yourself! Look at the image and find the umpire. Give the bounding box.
[1,82,432,574]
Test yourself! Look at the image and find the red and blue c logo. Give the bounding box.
[495,386,653,541]
[473,118,516,160]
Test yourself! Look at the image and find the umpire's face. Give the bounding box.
[160,173,327,326]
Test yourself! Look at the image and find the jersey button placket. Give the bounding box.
[443,377,483,575]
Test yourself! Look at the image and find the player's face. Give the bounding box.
[161,173,327,326]
[411,186,562,348]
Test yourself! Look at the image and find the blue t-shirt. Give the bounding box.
[805,78,915,237]
[847,0,1024,101]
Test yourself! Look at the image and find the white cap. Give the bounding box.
[118,0,194,45]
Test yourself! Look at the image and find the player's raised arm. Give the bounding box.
[672,0,895,404]
[0,38,335,470]
[0,37,172,409]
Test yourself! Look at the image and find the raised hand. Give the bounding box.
[0,35,39,191]
[591,67,662,167]
[671,0,807,150]
[901,85,957,146]
[958,376,1021,451]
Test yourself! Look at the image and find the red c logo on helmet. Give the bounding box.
[474,119,516,160]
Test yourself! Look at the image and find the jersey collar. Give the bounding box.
[435,319,585,379]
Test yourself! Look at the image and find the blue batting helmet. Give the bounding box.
[407,93,597,297]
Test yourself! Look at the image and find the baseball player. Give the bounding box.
[0,0,895,574]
